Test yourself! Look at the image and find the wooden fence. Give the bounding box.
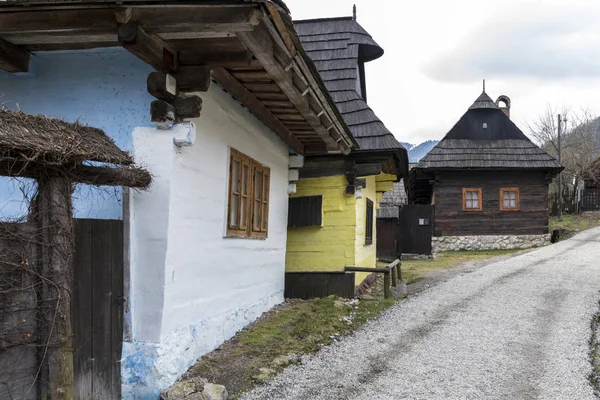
[0,219,124,400]
[549,188,600,215]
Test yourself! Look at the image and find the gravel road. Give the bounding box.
[242,227,600,400]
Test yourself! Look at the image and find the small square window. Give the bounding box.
[500,188,520,211]
[462,188,482,212]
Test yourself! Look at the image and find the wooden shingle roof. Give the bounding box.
[294,17,406,155]
[414,92,563,172]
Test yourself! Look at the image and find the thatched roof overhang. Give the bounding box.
[0,0,356,156]
[294,16,408,180]
[0,109,151,188]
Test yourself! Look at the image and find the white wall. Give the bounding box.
[124,84,289,398]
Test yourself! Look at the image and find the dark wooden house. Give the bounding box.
[409,90,563,251]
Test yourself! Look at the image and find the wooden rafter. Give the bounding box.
[118,22,178,72]
[0,38,29,72]
[237,21,344,153]
[212,67,304,154]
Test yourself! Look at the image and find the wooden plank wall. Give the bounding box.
[73,219,124,400]
[376,217,399,261]
[434,171,549,236]
[284,272,355,299]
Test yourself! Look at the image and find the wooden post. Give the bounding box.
[391,266,397,287]
[397,263,402,281]
[383,271,391,299]
[36,176,75,400]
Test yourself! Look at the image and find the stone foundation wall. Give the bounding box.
[432,234,551,253]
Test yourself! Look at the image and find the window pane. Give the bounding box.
[232,161,240,193]
[263,174,268,200]
[231,195,239,226]
[510,199,516,208]
[240,197,246,226]
[510,192,516,200]
[472,191,478,202]
[503,198,510,209]
[466,192,473,201]
[262,203,268,230]
[503,191,509,201]
[255,170,262,201]
[242,164,248,195]
[253,200,261,229]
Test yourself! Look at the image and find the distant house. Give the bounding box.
[409,91,563,252]
[0,1,355,398]
[285,13,408,286]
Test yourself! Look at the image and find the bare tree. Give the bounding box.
[528,105,600,188]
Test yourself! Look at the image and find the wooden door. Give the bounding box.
[72,219,123,399]
[376,217,399,261]
[398,205,434,255]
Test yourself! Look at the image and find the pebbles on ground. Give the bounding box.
[242,228,600,400]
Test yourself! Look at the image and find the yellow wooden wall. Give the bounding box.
[286,173,396,286]
[353,175,377,284]
[286,176,357,272]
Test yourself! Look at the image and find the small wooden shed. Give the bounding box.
[409,91,563,252]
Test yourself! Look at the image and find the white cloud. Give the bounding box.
[424,3,600,82]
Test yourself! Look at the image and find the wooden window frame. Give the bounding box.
[365,198,374,245]
[499,187,520,211]
[462,188,482,212]
[226,148,270,239]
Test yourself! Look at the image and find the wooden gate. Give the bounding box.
[376,217,399,261]
[581,189,600,212]
[398,205,433,255]
[72,219,124,399]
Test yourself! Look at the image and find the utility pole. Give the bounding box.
[557,114,562,218]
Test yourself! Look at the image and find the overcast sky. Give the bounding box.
[286,0,600,145]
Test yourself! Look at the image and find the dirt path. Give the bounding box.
[243,228,600,399]
[396,249,534,298]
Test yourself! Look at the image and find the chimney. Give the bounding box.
[496,95,511,118]
[353,4,357,20]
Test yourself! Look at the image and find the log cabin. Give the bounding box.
[285,10,409,288]
[409,90,563,252]
[0,0,358,398]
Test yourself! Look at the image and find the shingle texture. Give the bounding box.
[295,18,406,154]
[415,93,562,171]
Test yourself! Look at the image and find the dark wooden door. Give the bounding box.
[72,219,123,400]
[398,205,434,255]
[376,217,399,261]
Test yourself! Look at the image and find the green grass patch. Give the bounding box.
[549,212,600,232]
[379,249,523,284]
[236,296,394,357]
[185,295,394,398]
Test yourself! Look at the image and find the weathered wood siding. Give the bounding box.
[434,171,549,236]
[284,272,355,299]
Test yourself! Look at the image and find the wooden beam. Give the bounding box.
[147,71,177,102]
[0,161,151,188]
[118,22,178,72]
[0,9,117,35]
[150,100,176,129]
[172,95,203,119]
[132,6,262,34]
[0,38,30,73]
[178,50,252,67]
[354,163,382,177]
[237,22,339,153]
[176,65,211,92]
[212,67,304,154]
